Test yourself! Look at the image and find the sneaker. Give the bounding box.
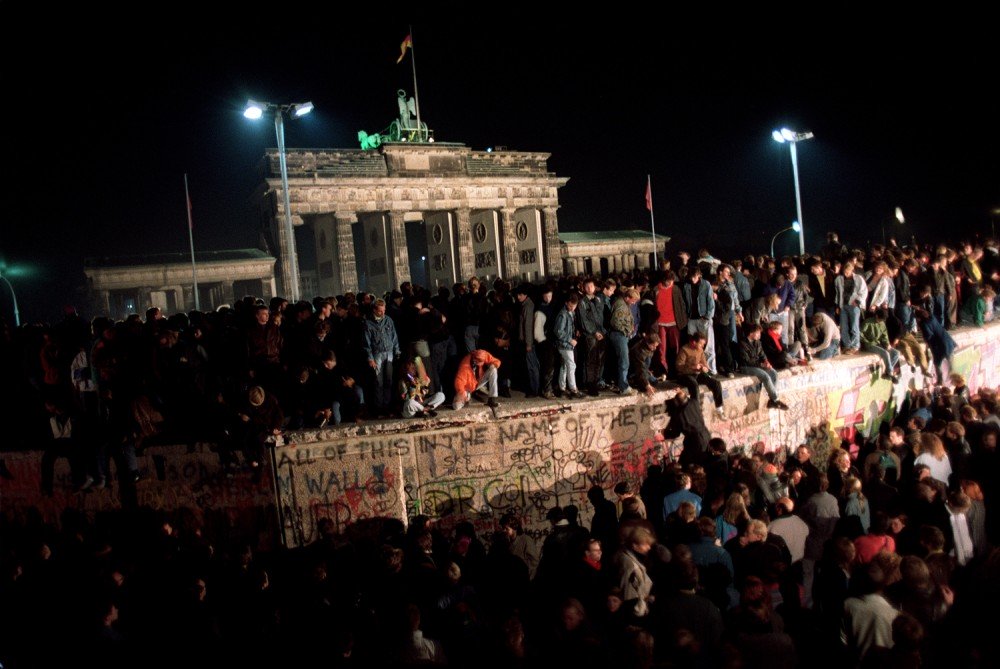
[487,397,500,408]
[620,387,637,397]
[715,406,726,419]
[76,475,95,492]
[767,399,789,410]
[542,391,556,400]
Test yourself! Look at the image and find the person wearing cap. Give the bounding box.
[514,284,539,398]
[453,349,502,409]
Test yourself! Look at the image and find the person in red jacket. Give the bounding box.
[453,349,502,409]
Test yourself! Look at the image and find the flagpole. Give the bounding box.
[409,24,423,141]
[184,173,200,310]
[647,174,658,267]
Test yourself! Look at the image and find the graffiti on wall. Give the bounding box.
[274,402,670,546]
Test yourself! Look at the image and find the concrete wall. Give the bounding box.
[0,444,278,548]
[4,323,998,551]
[271,322,1000,547]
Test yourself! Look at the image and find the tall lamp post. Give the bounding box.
[770,221,801,258]
[244,99,314,303]
[772,128,814,255]
[0,264,20,327]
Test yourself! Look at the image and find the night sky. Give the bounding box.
[2,10,997,323]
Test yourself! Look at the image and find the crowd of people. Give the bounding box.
[6,234,999,495]
[1,233,999,667]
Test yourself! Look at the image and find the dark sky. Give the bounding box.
[2,10,997,323]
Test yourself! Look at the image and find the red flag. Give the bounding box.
[645,179,653,212]
[186,187,194,229]
[396,34,412,64]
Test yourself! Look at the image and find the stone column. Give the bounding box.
[454,208,475,281]
[499,208,520,280]
[273,206,300,301]
[387,212,411,287]
[96,290,111,317]
[170,285,185,312]
[541,207,562,277]
[335,212,359,293]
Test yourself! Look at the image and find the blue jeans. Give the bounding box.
[840,305,861,349]
[862,344,900,376]
[609,331,630,391]
[814,339,841,360]
[558,348,578,392]
[742,366,779,402]
[372,352,394,410]
[895,303,914,332]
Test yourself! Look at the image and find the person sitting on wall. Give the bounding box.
[399,357,445,419]
[453,349,502,410]
[676,332,725,420]
[628,333,663,397]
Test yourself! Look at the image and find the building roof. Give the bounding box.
[85,249,273,269]
[559,230,657,244]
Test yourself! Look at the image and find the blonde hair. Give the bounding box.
[845,476,866,513]
[919,433,947,461]
[747,519,769,540]
[722,493,750,525]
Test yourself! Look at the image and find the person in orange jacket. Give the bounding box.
[453,349,501,409]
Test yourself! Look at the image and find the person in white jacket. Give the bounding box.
[835,261,868,353]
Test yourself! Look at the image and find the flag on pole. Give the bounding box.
[186,185,194,229]
[645,179,653,212]
[396,34,413,63]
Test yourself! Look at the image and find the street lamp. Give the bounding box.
[244,99,314,302]
[772,127,814,255]
[770,220,801,258]
[0,264,21,327]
